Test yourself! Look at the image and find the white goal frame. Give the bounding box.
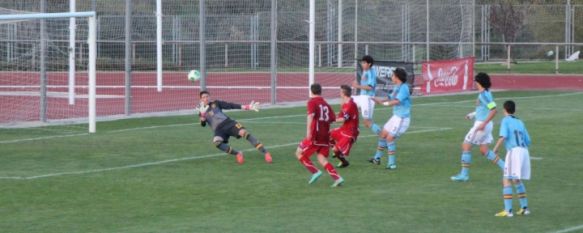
[0,11,97,133]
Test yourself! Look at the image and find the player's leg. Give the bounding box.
[355,95,379,133]
[385,134,397,170]
[513,148,530,215]
[514,179,530,215]
[452,123,479,181]
[336,136,354,168]
[384,117,410,170]
[213,135,243,164]
[369,119,391,165]
[496,177,514,217]
[478,122,504,169]
[316,149,343,187]
[296,140,322,184]
[237,126,272,163]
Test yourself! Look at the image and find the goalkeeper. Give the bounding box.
[197,91,272,164]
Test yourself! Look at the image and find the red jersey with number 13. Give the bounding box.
[307,96,336,146]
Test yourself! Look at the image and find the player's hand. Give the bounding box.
[465,112,476,120]
[243,101,260,112]
[197,102,209,116]
[476,122,486,131]
[351,80,359,89]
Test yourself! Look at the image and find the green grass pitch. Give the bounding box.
[1,91,583,233]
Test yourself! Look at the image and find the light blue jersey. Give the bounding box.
[475,90,496,121]
[389,83,411,118]
[499,115,531,150]
[359,69,377,96]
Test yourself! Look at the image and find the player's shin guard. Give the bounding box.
[387,141,396,166]
[373,138,387,160]
[460,151,472,177]
[299,157,319,174]
[485,150,505,170]
[324,163,341,180]
[216,143,238,155]
[515,183,528,209]
[245,133,267,154]
[371,123,382,135]
[503,186,514,212]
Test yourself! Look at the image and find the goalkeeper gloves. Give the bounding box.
[243,101,260,112]
[196,102,210,116]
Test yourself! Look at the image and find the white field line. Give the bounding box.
[1,91,580,144]
[0,127,451,180]
[531,156,543,160]
[552,224,583,233]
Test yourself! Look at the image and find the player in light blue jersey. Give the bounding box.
[493,100,531,217]
[352,55,378,133]
[368,68,411,169]
[451,72,504,182]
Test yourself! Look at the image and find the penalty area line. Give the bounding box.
[0,127,451,181]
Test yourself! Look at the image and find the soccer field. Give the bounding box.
[1,90,583,233]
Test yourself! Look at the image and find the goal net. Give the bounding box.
[0,11,97,133]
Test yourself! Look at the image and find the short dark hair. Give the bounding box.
[199,90,210,97]
[311,83,322,95]
[504,100,516,114]
[474,72,492,90]
[393,67,407,83]
[361,55,374,67]
[340,85,352,97]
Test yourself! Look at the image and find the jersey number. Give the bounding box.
[318,105,330,122]
[513,130,527,147]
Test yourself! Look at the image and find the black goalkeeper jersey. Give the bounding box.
[199,100,242,131]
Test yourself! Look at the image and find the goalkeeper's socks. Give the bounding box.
[503,186,514,213]
[460,151,472,177]
[371,123,382,135]
[299,157,319,174]
[373,138,387,160]
[217,143,238,155]
[515,183,528,209]
[246,134,267,154]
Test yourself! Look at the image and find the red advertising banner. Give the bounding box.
[421,57,475,95]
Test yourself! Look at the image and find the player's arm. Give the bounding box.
[478,95,497,130]
[493,136,505,155]
[351,72,374,90]
[306,113,314,139]
[215,100,242,110]
[494,119,509,154]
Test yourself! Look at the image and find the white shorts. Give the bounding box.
[352,95,375,120]
[383,115,410,138]
[464,121,493,145]
[503,147,531,180]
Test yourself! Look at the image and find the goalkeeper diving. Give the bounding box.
[197,91,272,164]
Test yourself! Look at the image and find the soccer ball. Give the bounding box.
[188,69,201,82]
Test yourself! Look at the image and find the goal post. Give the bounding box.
[0,11,97,133]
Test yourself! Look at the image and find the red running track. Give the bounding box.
[1,72,582,124]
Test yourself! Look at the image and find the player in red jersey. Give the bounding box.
[330,85,360,168]
[295,83,344,187]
